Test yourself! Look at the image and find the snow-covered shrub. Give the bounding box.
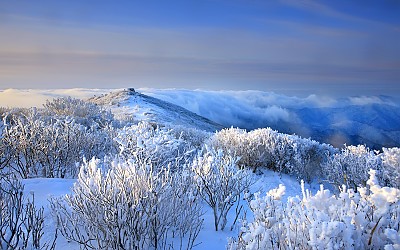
[50,157,203,249]
[228,169,400,250]
[246,130,297,174]
[1,110,43,178]
[0,119,12,172]
[116,122,195,169]
[210,127,332,181]
[381,147,400,188]
[43,96,114,128]
[209,128,250,168]
[291,137,333,182]
[267,133,295,174]
[1,109,117,178]
[192,146,253,231]
[323,145,381,190]
[210,127,287,172]
[169,125,212,149]
[0,175,52,249]
[32,118,116,178]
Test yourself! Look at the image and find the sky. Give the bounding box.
[0,0,399,97]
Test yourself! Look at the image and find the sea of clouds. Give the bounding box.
[1,88,399,148]
[141,89,400,148]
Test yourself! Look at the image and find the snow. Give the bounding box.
[89,89,223,132]
[1,88,398,248]
[22,178,78,249]
[21,169,317,250]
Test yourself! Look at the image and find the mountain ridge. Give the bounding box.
[89,88,224,132]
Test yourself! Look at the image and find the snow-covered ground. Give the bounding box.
[22,178,77,249]
[2,88,398,249]
[22,169,319,250]
[89,89,223,132]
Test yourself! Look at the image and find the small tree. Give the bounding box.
[0,118,12,171]
[291,137,333,182]
[0,174,52,249]
[192,146,252,231]
[51,157,203,249]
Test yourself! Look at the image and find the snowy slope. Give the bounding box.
[89,88,223,132]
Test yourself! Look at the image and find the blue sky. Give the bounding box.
[0,0,399,96]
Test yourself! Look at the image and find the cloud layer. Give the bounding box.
[141,88,400,148]
[0,88,110,108]
[141,89,340,129]
[1,88,399,149]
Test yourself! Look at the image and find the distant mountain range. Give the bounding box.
[268,104,400,149]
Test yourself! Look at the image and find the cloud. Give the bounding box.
[140,89,400,149]
[0,89,50,108]
[305,94,337,107]
[279,0,384,26]
[280,0,353,27]
[0,88,110,108]
[140,89,329,129]
[140,89,400,130]
[349,96,384,106]
[262,106,291,122]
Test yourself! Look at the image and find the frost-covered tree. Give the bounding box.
[0,118,12,171]
[192,146,253,231]
[1,110,42,178]
[0,175,53,249]
[115,122,195,169]
[169,125,212,149]
[209,128,249,167]
[50,157,203,249]
[43,96,114,128]
[323,145,381,190]
[291,137,333,182]
[228,169,400,250]
[1,108,116,178]
[381,147,400,188]
[209,127,333,181]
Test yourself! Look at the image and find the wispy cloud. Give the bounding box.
[280,0,388,26]
[349,96,385,106]
[280,0,351,20]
